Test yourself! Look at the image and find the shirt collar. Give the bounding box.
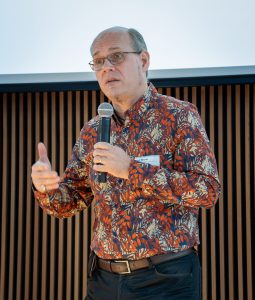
[124,82,158,120]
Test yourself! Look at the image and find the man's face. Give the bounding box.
[92,31,149,106]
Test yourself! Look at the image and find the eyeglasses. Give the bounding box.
[89,51,141,71]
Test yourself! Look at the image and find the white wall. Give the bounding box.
[0,0,254,74]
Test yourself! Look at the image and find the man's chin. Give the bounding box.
[104,90,123,103]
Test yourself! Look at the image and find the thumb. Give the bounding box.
[38,142,51,167]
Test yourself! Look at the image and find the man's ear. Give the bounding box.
[140,51,150,72]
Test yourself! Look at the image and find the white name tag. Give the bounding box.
[134,155,160,167]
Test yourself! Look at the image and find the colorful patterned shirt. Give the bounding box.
[34,82,221,260]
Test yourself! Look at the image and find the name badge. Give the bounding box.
[134,155,160,167]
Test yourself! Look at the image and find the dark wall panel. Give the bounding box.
[0,83,254,300]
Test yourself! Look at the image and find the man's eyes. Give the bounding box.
[110,52,123,60]
[94,58,104,65]
[93,52,123,66]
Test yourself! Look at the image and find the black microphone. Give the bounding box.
[97,102,114,183]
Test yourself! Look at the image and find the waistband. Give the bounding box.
[97,248,194,275]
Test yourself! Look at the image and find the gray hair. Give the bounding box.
[90,26,148,55]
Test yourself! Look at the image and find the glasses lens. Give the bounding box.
[93,58,105,71]
[108,52,124,65]
[90,52,126,71]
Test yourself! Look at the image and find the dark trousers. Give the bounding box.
[86,252,201,300]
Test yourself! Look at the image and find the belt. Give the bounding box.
[97,248,193,275]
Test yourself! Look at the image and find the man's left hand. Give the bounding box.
[93,142,131,179]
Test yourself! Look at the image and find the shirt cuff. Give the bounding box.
[32,182,54,203]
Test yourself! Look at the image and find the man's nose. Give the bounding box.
[102,58,115,70]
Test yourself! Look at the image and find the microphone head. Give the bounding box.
[98,102,114,118]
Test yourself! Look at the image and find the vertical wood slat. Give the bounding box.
[0,81,255,300]
[209,86,217,300]
[49,92,56,300]
[8,94,16,300]
[66,91,73,300]
[191,87,197,107]
[32,93,40,300]
[40,93,49,299]
[200,86,208,300]
[24,93,32,300]
[0,94,8,300]
[157,88,163,95]
[57,92,64,300]
[244,84,253,300]
[183,87,189,101]
[166,88,171,96]
[235,85,243,300]
[84,91,89,124]
[16,93,24,300]
[218,85,226,300]
[100,90,105,103]
[74,91,81,300]
[175,87,180,99]
[227,85,234,300]
[41,92,49,300]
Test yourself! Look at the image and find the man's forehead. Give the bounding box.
[92,32,132,56]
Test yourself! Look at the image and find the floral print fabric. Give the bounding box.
[34,82,220,260]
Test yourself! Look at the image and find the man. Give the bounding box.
[31,26,220,299]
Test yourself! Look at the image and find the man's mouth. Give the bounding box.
[105,79,119,84]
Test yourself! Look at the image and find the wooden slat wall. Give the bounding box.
[0,83,254,300]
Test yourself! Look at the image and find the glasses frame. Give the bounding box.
[88,51,142,71]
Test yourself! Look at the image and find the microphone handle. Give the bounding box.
[98,117,111,183]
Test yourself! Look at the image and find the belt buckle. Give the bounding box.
[114,260,131,274]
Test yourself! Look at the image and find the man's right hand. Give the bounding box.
[31,142,60,193]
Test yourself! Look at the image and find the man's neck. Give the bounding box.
[112,83,148,119]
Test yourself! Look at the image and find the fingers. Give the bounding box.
[32,170,58,179]
[38,142,51,167]
[93,143,113,166]
[92,144,130,179]
[31,170,60,182]
[38,182,60,192]
[93,163,105,173]
[38,182,60,193]
[39,181,60,190]
[45,183,60,190]
[31,171,60,192]
[93,142,111,150]
[93,155,105,165]
[31,143,57,192]
[32,160,50,172]
[38,142,47,160]
[93,142,114,159]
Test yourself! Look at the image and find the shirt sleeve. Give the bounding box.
[33,134,94,219]
[128,102,221,209]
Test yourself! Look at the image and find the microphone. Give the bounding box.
[97,102,114,183]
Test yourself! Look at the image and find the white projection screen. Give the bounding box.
[0,0,254,75]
